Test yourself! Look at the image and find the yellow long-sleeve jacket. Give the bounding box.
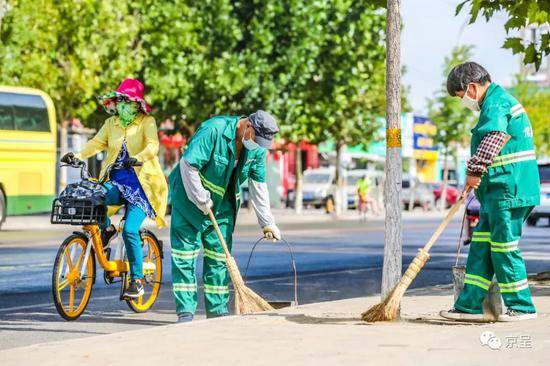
[75,114,168,228]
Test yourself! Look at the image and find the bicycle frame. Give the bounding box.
[81,223,157,278]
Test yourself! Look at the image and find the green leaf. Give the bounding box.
[502,37,525,54]
[455,0,468,16]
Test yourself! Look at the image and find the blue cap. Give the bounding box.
[248,110,279,149]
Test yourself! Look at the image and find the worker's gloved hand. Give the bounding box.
[263,224,281,241]
[60,152,75,164]
[197,199,213,215]
[123,157,140,169]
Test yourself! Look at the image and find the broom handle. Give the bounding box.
[423,186,471,253]
[208,210,232,258]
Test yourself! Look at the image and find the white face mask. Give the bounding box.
[461,84,480,112]
[242,126,259,151]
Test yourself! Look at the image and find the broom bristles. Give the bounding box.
[226,256,274,315]
[362,249,430,322]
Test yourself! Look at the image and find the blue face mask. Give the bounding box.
[242,126,260,151]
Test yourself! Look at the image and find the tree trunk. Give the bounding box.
[294,146,303,215]
[333,141,346,218]
[381,0,403,304]
[439,150,449,211]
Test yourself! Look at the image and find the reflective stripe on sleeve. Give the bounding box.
[510,104,525,118]
[490,150,536,168]
[198,172,225,197]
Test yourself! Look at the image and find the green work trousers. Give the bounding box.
[170,207,234,317]
[455,206,536,314]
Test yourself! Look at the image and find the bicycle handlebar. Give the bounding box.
[61,157,143,184]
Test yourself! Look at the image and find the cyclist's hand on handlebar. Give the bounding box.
[123,157,142,169]
[61,152,76,164]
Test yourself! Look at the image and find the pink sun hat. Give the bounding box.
[99,78,152,115]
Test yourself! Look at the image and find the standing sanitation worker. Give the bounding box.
[440,62,540,322]
[169,111,281,322]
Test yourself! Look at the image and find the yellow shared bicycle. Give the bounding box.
[50,159,163,321]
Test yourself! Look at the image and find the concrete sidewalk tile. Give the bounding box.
[1,286,548,366]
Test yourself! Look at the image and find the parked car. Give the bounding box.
[401,175,435,210]
[527,162,550,226]
[287,168,336,209]
[346,169,384,209]
[432,182,459,208]
[463,191,480,245]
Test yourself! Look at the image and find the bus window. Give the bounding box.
[9,93,51,132]
[0,104,14,130]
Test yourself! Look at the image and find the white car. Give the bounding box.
[527,163,550,226]
[287,168,336,209]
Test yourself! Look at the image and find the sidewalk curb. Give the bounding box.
[1,285,548,366]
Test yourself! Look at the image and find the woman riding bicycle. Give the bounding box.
[61,78,168,298]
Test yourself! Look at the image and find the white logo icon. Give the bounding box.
[480,331,501,350]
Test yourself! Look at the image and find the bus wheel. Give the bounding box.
[0,191,6,230]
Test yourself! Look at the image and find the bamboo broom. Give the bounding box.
[208,210,274,315]
[361,187,472,322]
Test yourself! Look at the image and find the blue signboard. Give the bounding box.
[413,116,438,159]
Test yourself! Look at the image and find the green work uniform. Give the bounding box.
[455,83,540,314]
[168,115,267,316]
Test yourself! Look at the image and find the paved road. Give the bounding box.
[1,211,549,350]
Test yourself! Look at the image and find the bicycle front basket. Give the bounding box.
[51,198,106,226]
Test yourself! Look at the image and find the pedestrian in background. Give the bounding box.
[356,175,378,220]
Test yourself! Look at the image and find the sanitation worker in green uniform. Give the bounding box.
[440,62,540,322]
[169,111,281,322]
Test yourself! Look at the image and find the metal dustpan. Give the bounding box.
[242,237,298,310]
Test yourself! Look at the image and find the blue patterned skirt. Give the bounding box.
[110,142,156,219]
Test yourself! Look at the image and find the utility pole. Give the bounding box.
[381,0,402,305]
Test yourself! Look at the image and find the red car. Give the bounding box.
[431,183,459,208]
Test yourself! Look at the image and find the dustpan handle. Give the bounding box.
[243,237,299,305]
[455,191,477,266]
[208,210,231,258]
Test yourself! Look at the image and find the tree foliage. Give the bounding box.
[1,0,388,144]
[428,45,476,149]
[511,77,550,156]
[0,0,142,126]
[456,0,549,70]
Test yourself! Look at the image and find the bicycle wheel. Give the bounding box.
[52,234,95,321]
[126,232,162,313]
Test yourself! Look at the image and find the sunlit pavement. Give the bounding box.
[1,210,549,350]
